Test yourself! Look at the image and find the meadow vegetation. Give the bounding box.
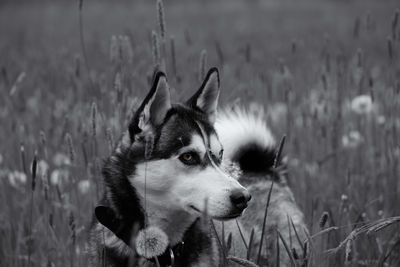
[0,0,399,266]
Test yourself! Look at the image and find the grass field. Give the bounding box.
[1,0,400,266]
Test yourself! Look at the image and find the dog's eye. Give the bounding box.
[179,152,200,165]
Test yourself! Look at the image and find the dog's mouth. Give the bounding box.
[188,205,243,220]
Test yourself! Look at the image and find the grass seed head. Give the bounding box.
[292,247,299,260]
[353,17,360,38]
[392,9,399,39]
[121,35,133,63]
[91,102,97,138]
[157,0,166,40]
[65,133,75,163]
[387,37,393,60]
[114,72,122,103]
[199,49,207,82]
[69,212,76,245]
[110,35,118,63]
[170,35,177,77]
[151,30,160,67]
[345,240,352,262]
[31,152,37,191]
[319,211,329,228]
[106,128,114,153]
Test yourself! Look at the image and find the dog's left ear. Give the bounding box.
[187,67,220,124]
[129,72,172,140]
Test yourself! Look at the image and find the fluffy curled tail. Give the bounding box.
[215,104,277,174]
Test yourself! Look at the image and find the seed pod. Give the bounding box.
[157,0,166,40]
[31,152,37,191]
[91,102,97,138]
[151,31,160,66]
[319,211,329,228]
[65,133,75,163]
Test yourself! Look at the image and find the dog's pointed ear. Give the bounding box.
[95,206,121,234]
[95,205,132,245]
[129,72,171,140]
[187,67,220,124]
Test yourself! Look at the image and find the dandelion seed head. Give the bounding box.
[342,130,363,148]
[267,102,288,125]
[78,179,90,194]
[8,171,27,188]
[377,210,384,217]
[376,115,385,125]
[37,160,49,177]
[50,169,69,186]
[350,94,375,115]
[53,153,71,166]
[135,226,169,258]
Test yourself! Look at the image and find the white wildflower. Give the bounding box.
[248,102,265,118]
[289,157,300,167]
[305,162,319,177]
[53,153,71,166]
[8,171,27,188]
[37,160,49,177]
[350,95,374,115]
[78,179,90,194]
[50,169,69,185]
[342,130,363,148]
[377,210,384,218]
[376,115,386,125]
[267,102,287,125]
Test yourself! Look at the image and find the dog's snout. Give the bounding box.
[229,189,251,210]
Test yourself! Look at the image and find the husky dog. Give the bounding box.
[215,106,309,267]
[88,68,252,267]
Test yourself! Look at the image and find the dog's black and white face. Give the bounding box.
[120,68,251,220]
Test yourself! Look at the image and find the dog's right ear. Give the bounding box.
[129,72,171,141]
[95,206,132,245]
[187,68,220,124]
[95,206,121,235]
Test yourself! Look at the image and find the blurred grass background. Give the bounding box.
[0,0,399,266]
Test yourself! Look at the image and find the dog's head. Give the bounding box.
[119,68,250,220]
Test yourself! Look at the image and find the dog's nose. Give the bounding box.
[229,189,251,210]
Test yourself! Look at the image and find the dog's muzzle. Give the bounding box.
[229,188,251,211]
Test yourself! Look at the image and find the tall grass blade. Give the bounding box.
[256,182,274,265]
[277,230,298,267]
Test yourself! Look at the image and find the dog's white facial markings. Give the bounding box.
[209,134,223,160]
[129,158,196,245]
[128,133,247,244]
[179,134,206,157]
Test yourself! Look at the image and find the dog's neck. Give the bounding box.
[141,196,198,245]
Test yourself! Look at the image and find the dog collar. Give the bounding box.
[148,241,184,267]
